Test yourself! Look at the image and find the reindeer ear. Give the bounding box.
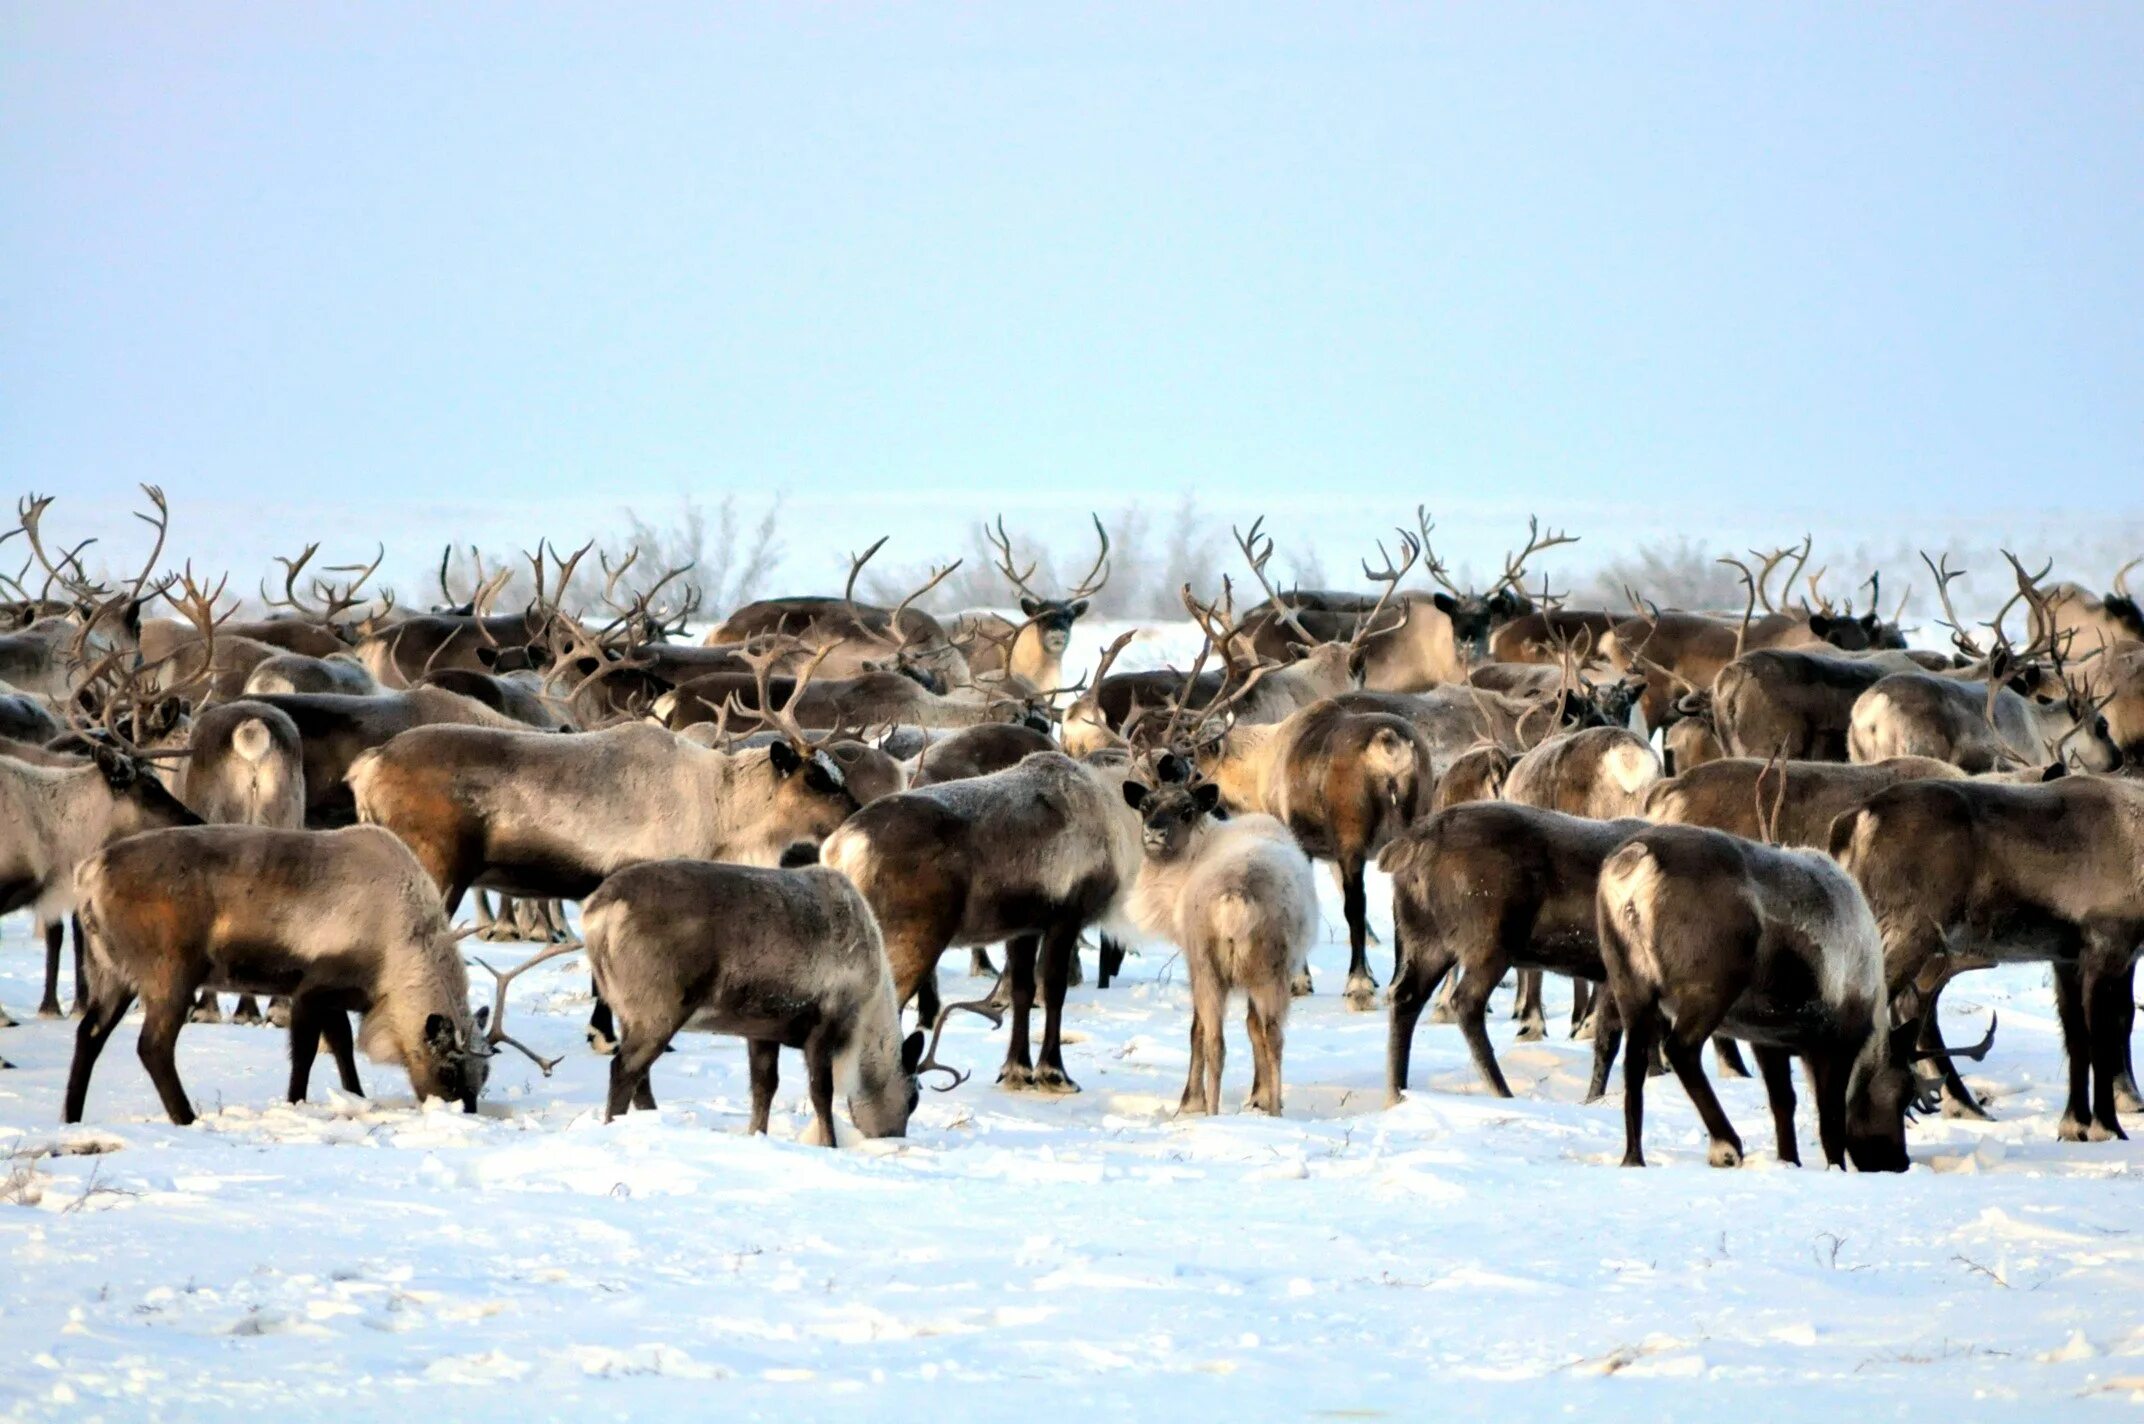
[424,1012,457,1053]
[1432,593,1459,616]
[1019,596,1046,618]
[472,1005,491,1035]
[476,645,500,667]
[902,1029,926,1074]
[1122,780,1152,811]
[2040,761,2070,782]
[1066,599,1089,620]
[769,740,803,777]
[1192,782,1222,814]
[1155,752,1191,784]
[1807,613,1834,637]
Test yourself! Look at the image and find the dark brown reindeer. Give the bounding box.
[1596,824,1917,1171]
[583,859,925,1143]
[823,748,1141,1093]
[1831,772,2144,1142]
[65,824,492,1125]
[1383,803,1648,1104]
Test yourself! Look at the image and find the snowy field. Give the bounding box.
[5,623,2144,1419]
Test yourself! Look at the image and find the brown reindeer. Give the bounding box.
[1595,824,1916,1170]
[65,824,491,1125]
[1831,773,2144,1142]
[583,859,924,1143]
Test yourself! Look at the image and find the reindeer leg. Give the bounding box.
[37,921,64,1018]
[285,996,322,1103]
[63,988,136,1124]
[266,996,292,1029]
[70,916,87,1017]
[2116,960,2142,1114]
[1663,1027,1743,1168]
[969,948,997,978]
[2055,963,2096,1142]
[747,1039,780,1134]
[1178,1001,1209,1115]
[1586,990,1622,1103]
[1246,983,1287,1115]
[1511,969,1546,1042]
[2086,947,2130,1141]
[1384,926,1452,1106]
[1030,920,1080,1094]
[604,1030,666,1123]
[1807,1051,1850,1169]
[1618,998,1656,1167]
[1426,967,1459,1023]
[137,989,199,1127]
[1712,1036,1751,1079]
[1098,934,1127,989]
[1754,1045,1800,1166]
[319,1004,364,1096]
[996,934,1039,1090]
[1454,964,1513,1099]
[586,976,618,1055]
[1341,855,1376,1011]
[188,989,223,1025]
[804,1033,839,1146]
[1568,979,1593,1040]
[232,995,265,1026]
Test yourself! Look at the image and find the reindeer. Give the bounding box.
[65,824,492,1125]
[822,750,1140,1091]
[1846,555,2122,774]
[582,859,925,1143]
[1662,712,1725,775]
[1711,647,1958,761]
[953,515,1111,696]
[1122,763,1318,1115]
[1429,745,1512,809]
[1832,773,2144,1142]
[2029,558,2143,663]
[1384,803,1647,1103]
[226,685,528,825]
[0,487,170,701]
[1234,512,1575,691]
[1487,608,1621,665]
[708,541,971,687]
[0,693,61,745]
[654,663,1029,734]
[1596,824,1917,1171]
[244,651,381,697]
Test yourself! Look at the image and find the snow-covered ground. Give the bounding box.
[7,621,2144,1418]
[6,902,2144,1418]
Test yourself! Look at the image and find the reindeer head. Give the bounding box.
[415,1006,493,1112]
[1122,753,1219,861]
[1419,511,1572,663]
[849,1028,928,1139]
[987,514,1110,659]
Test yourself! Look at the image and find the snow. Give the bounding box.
[5,624,2144,1416]
[7,904,2144,1418]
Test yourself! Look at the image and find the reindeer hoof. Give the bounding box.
[1514,1019,1547,1043]
[1427,1001,1458,1025]
[586,1027,617,1056]
[232,1005,265,1027]
[267,1002,292,1029]
[1619,1151,1646,1168]
[189,1003,223,1025]
[1941,1091,1994,1121]
[1344,980,1379,1014]
[1029,1065,1080,1095]
[2089,1120,2127,1143]
[2118,1080,2144,1115]
[1289,972,1314,999]
[1707,1141,1744,1169]
[2059,1115,2093,1143]
[997,1063,1035,1090]
[1177,1097,1213,1117]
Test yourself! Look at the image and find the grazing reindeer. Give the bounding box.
[1123,766,1318,1115]
[1596,824,1916,1171]
[1383,803,1646,1102]
[582,859,925,1143]
[822,750,1140,1092]
[65,824,492,1125]
[954,515,1111,695]
[1831,773,2144,1141]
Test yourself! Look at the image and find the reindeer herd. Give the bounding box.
[3,486,2141,1175]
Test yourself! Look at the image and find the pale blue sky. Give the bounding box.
[3,3,2140,539]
